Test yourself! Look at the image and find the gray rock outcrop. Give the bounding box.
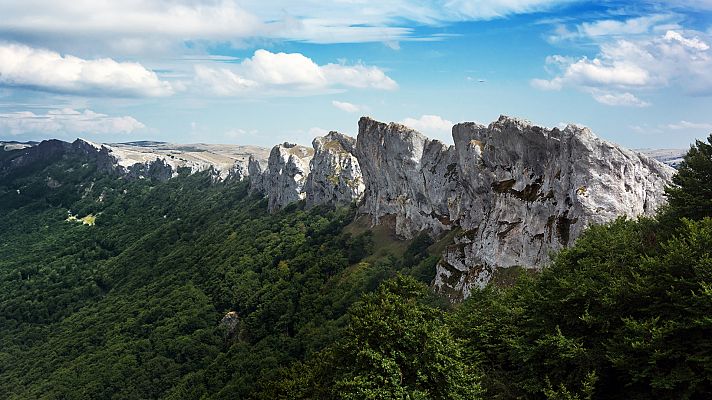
[305,131,364,208]
[261,143,314,212]
[247,116,673,299]
[248,155,267,195]
[355,118,459,238]
[393,115,673,300]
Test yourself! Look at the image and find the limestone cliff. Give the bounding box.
[305,131,364,208]
[261,143,314,212]
[351,116,673,300]
[3,115,676,301]
[355,118,459,238]
[246,116,673,299]
[434,117,673,299]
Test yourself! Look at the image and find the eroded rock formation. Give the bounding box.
[432,116,673,299]
[305,131,364,208]
[355,118,459,238]
[258,143,314,212]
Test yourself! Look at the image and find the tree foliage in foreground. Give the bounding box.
[264,275,481,399]
[663,134,712,223]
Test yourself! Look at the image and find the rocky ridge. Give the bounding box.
[2,115,676,299]
[0,139,270,182]
[247,116,674,299]
[305,131,364,208]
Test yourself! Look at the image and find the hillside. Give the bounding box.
[1,123,710,399]
[2,116,676,300]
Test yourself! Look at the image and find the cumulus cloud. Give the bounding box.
[664,30,710,50]
[332,100,361,113]
[193,65,258,96]
[532,30,712,104]
[194,49,397,95]
[0,108,145,135]
[400,115,454,140]
[0,43,173,97]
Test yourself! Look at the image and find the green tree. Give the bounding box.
[663,134,712,222]
[271,275,482,399]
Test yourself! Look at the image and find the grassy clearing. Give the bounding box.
[66,213,96,226]
[344,214,413,261]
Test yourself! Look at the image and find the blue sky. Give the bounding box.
[0,1,711,149]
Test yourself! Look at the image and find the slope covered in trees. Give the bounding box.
[0,150,436,399]
[1,136,711,399]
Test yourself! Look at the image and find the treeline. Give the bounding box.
[0,136,711,399]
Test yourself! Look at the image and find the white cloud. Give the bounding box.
[590,90,650,107]
[579,14,678,37]
[667,120,712,130]
[332,100,361,113]
[321,63,398,90]
[400,114,454,140]
[547,14,681,43]
[194,49,397,95]
[664,30,710,50]
[0,0,571,52]
[0,43,173,97]
[193,65,258,96]
[0,108,145,135]
[533,30,712,103]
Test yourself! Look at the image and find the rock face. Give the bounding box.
[248,116,673,299]
[220,311,240,340]
[305,131,364,208]
[355,118,459,238]
[405,116,672,300]
[248,155,267,195]
[261,143,314,212]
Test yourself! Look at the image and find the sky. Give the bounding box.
[0,1,711,149]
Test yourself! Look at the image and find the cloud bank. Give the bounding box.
[533,27,712,106]
[0,108,145,136]
[194,50,397,95]
[0,43,173,97]
[0,0,571,51]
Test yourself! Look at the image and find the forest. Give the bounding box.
[0,136,711,399]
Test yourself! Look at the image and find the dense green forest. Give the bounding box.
[1,136,711,399]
